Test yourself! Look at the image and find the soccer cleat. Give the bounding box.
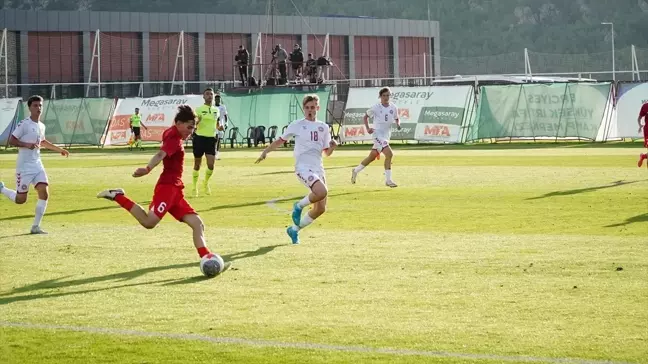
[191,187,199,198]
[0,181,4,191]
[286,226,300,245]
[291,202,303,226]
[30,226,48,234]
[351,169,358,184]
[385,180,398,188]
[638,153,647,168]
[203,183,212,196]
[96,188,125,201]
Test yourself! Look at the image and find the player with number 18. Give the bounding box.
[255,94,337,245]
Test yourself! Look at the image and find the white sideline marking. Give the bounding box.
[265,196,301,214]
[0,321,632,364]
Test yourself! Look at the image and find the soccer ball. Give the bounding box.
[200,253,225,277]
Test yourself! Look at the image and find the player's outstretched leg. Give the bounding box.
[287,180,328,244]
[382,146,397,188]
[351,149,379,184]
[0,181,18,203]
[97,188,160,229]
[182,213,231,272]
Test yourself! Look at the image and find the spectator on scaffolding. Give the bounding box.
[235,45,249,86]
[273,44,289,83]
[305,53,318,83]
[290,44,304,81]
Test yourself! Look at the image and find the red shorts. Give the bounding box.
[149,184,196,222]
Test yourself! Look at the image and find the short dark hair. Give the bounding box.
[204,87,214,94]
[27,95,43,107]
[175,105,197,123]
[379,87,391,96]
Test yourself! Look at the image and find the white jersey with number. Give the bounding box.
[11,118,46,173]
[366,103,399,140]
[280,118,331,171]
[217,104,228,128]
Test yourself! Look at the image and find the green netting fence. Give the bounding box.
[219,85,331,140]
[17,98,115,146]
[466,83,612,142]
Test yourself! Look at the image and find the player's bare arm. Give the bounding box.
[41,139,69,157]
[638,115,644,133]
[255,138,284,163]
[8,135,38,150]
[363,113,374,134]
[133,150,167,177]
[324,139,338,157]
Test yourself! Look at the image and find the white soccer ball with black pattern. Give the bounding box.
[200,253,225,277]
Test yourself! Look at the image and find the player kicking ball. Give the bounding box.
[351,87,401,187]
[0,95,70,234]
[255,94,337,244]
[97,105,230,272]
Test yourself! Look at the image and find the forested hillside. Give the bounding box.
[4,0,648,58]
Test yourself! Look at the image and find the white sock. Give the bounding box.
[354,164,365,173]
[1,186,17,202]
[33,199,48,227]
[296,213,315,231]
[385,169,393,181]
[297,195,311,208]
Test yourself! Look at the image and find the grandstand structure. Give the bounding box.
[0,9,440,99]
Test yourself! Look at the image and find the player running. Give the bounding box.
[255,94,337,244]
[214,92,228,160]
[97,105,230,271]
[192,88,220,196]
[0,95,70,234]
[637,101,648,168]
[351,87,401,187]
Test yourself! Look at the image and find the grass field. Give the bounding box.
[1,143,647,364]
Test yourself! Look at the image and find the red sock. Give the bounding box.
[114,194,135,211]
[197,247,211,258]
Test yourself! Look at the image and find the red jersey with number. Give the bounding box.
[157,126,184,187]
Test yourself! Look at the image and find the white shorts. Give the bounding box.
[217,130,225,139]
[16,169,48,193]
[372,137,390,153]
[295,167,326,190]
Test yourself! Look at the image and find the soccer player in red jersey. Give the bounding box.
[638,102,648,168]
[97,105,230,270]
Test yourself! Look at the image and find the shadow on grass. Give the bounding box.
[605,213,648,228]
[0,244,283,304]
[526,180,642,200]
[0,201,152,223]
[248,165,356,177]
[198,190,386,213]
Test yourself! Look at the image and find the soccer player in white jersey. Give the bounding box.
[214,92,228,160]
[255,94,337,244]
[0,95,70,234]
[351,87,401,187]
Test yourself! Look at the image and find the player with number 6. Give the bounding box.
[96,105,230,273]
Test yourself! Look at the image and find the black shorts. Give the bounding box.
[132,127,141,138]
[192,135,216,158]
